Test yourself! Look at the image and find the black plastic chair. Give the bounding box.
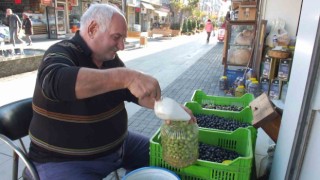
[0,98,39,180]
[0,98,121,180]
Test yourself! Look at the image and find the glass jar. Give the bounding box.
[248,80,261,97]
[161,121,198,168]
[219,76,228,90]
[245,77,257,91]
[235,85,245,97]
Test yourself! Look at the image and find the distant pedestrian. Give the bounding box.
[22,13,33,46]
[205,19,214,43]
[221,11,231,29]
[5,8,25,46]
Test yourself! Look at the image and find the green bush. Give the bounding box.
[187,19,192,32]
[182,19,188,33]
[170,23,181,30]
[192,20,196,30]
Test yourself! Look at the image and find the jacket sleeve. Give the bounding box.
[16,15,22,28]
[22,19,26,28]
[28,19,32,27]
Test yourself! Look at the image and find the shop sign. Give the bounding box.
[69,0,78,6]
[56,6,64,10]
[41,0,52,5]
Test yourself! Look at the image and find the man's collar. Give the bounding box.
[70,31,92,57]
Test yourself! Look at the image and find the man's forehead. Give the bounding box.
[109,14,127,37]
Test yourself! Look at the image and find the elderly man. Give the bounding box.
[5,8,25,46]
[26,3,195,180]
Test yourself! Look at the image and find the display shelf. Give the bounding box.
[223,20,257,75]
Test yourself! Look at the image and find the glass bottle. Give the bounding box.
[235,85,245,97]
[219,76,228,90]
[273,35,278,47]
[245,69,253,80]
[248,80,261,97]
[246,77,257,92]
[161,121,198,168]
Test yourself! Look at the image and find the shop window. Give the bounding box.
[135,12,139,24]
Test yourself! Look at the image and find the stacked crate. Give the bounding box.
[150,128,253,180]
[189,89,257,148]
[149,89,257,180]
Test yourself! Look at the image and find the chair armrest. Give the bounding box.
[0,134,40,180]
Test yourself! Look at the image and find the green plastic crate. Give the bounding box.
[185,101,253,126]
[191,89,254,111]
[150,128,253,180]
[184,101,257,151]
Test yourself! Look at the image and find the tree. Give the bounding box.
[169,0,199,31]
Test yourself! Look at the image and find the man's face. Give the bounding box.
[92,13,127,61]
[6,9,12,15]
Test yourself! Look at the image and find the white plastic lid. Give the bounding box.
[154,97,191,121]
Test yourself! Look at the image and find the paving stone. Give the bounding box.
[128,43,225,137]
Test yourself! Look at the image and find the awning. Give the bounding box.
[141,2,155,10]
[154,10,168,16]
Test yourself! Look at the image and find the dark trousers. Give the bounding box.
[206,32,211,43]
[9,27,24,46]
[26,131,149,179]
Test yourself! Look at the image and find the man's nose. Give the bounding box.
[117,39,125,51]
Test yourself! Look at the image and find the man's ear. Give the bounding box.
[88,21,98,39]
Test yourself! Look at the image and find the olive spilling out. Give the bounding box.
[195,114,251,131]
[202,104,244,111]
[199,142,240,163]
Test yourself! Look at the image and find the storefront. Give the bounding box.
[46,0,78,39]
[140,2,155,32]
[126,0,141,38]
[256,0,320,179]
[0,0,82,39]
[226,0,320,179]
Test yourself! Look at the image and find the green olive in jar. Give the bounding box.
[161,121,199,168]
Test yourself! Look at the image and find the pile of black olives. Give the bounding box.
[202,104,244,111]
[199,142,240,163]
[195,114,251,131]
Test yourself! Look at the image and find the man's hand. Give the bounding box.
[165,105,197,125]
[127,72,161,106]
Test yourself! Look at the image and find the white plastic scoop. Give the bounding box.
[154,97,190,121]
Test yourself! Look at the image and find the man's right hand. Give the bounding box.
[127,71,161,101]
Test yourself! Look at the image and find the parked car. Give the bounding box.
[0,25,10,43]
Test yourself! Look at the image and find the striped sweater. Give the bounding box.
[29,32,138,162]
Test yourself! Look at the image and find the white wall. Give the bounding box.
[269,0,320,179]
[300,112,320,179]
[261,0,302,37]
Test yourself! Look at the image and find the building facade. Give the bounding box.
[0,0,171,39]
